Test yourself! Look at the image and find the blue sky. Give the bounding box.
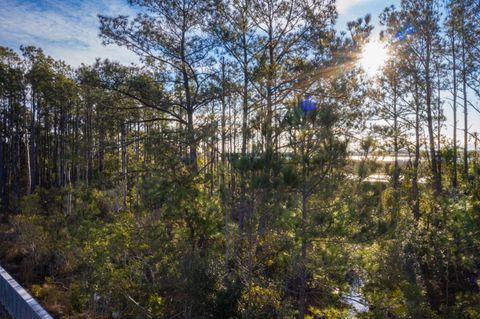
[0,0,398,66]
[0,0,138,66]
[336,0,399,29]
[0,0,478,137]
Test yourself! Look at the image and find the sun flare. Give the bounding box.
[359,40,388,76]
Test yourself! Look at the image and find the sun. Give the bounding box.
[359,40,388,76]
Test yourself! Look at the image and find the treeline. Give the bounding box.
[0,0,479,318]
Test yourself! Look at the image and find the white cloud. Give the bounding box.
[0,0,138,66]
[336,0,374,14]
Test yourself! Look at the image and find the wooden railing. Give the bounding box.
[0,266,53,319]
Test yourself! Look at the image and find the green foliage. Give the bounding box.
[0,0,479,318]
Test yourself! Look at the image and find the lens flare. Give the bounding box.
[300,96,317,112]
[359,40,388,76]
[396,24,414,41]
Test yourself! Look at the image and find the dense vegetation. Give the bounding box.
[0,0,479,318]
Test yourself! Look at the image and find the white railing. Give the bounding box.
[0,266,53,319]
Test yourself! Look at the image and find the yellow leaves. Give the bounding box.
[31,284,43,296]
[241,282,282,313]
[307,305,350,319]
[147,293,164,314]
[30,279,70,317]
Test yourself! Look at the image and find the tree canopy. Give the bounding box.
[0,0,479,318]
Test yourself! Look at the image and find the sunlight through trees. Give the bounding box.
[0,0,479,318]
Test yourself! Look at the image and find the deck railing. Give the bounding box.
[0,265,53,319]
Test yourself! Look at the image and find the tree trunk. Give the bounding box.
[436,63,442,180]
[393,81,400,190]
[425,40,442,195]
[451,30,458,188]
[474,132,478,177]
[220,60,229,272]
[29,88,38,194]
[259,12,275,233]
[0,114,6,210]
[461,20,468,179]
[298,161,308,319]
[180,26,198,175]
[120,123,127,207]
[239,28,250,235]
[412,79,420,221]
